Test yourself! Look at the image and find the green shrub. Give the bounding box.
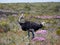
[56,29,60,36]
[0,21,10,32]
[8,15,15,22]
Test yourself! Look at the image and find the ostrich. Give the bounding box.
[18,13,45,39]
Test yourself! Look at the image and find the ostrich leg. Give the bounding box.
[29,29,35,39]
[28,29,35,39]
[28,30,30,39]
[31,29,35,39]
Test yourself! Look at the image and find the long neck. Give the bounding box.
[19,14,24,21]
[18,14,25,23]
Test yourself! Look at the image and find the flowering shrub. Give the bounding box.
[32,37,45,41]
[35,15,60,19]
[36,30,47,35]
[31,30,47,45]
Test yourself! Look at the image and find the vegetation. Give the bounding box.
[56,29,60,35]
[0,2,60,45]
[0,2,60,15]
[0,20,10,32]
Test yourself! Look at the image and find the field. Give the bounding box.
[0,2,60,45]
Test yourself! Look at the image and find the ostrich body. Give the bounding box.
[18,14,44,39]
[19,21,43,31]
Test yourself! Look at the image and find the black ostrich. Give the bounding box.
[18,14,45,39]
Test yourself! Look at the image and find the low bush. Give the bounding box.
[56,29,60,36]
[0,21,10,32]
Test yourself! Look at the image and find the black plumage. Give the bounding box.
[18,21,43,32]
